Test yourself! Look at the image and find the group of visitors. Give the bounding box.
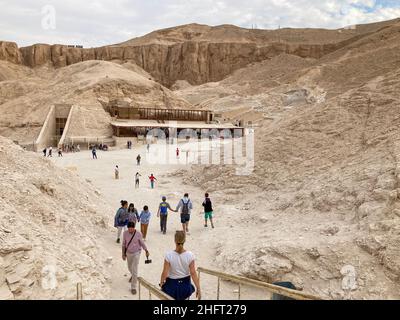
[115,194,206,300]
[135,172,156,189]
[60,144,80,153]
[120,221,200,300]
[89,143,108,151]
[115,200,152,243]
[113,167,156,190]
[42,146,53,157]
[115,193,214,240]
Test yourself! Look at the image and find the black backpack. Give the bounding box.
[204,198,213,212]
[181,199,190,215]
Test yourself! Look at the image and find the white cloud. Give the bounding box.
[0,0,399,47]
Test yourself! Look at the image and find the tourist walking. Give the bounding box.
[136,154,141,165]
[128,203,140,224]
[48,146,53,157]
[160,231,201,300]
[157,196,177,234]
[122,221,150,295]
[135,172,141,188]
[176,193,193,234]
[58,148,63,157]
[149,174,157,189]
[139,205,151,240]
[114,200,129,243]
[42,148,47,157]
[92,147,97,159]
[202,193,214,228]
[115,165,119,179]
[176,148,180,158]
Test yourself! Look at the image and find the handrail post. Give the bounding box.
[217,277,220,300]
[137,277,174,300]
[198,269,201,300]
[197,267,321,301]
[76,283,83,300]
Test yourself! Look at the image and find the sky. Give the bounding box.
[0,0,399,47]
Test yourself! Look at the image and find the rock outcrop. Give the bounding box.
[3,21,397,87]
[0,42,22,65]
[12,41,353,87]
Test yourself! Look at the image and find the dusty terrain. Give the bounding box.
[2,19,400,299]
[0,136,113,299]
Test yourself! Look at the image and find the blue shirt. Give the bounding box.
[139,210,151,224]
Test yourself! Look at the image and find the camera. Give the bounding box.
[145,259,152,264]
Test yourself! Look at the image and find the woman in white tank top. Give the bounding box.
[160,231,201,300]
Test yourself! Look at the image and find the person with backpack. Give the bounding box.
[202,193,214,228]
[128,203,140,224]
[122,221,150,295]
[157,196,177,234]
[160,231,201,300]
[114,200,129,243]
[138,205,152,240]
[176,193,193,234]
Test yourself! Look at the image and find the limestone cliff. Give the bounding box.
[1,20,398,87]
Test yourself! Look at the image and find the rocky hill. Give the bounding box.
[0,60,191,144]
[1,19,399,87]
[178,20,400,299]
[0,136,113,299]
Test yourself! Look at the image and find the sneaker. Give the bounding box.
[204,224,208,227]
[163,231,166,235]
[131,289,137,295]
[116,238,120,244]
[129,277,132,283]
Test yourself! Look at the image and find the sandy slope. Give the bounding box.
[0,60,193,144]
[0,136,113,299]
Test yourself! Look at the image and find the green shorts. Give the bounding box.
[204,211,213,219]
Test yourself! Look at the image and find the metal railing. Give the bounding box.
[138,277,174,300]
[76,283,83,300]
[197,267,322,300]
